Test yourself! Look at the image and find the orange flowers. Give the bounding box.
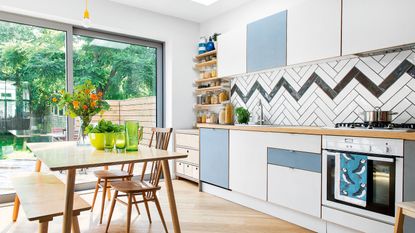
[52,97,58,103]
[73,100,79,109]
[90,93,98,101]
[84,89,90,94]
[98,91,103,97]
[82,105,88,110]
[91,101,97,108]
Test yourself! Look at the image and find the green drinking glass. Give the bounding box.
[115,132,126,153]
[125,121,140,151]
[104,132,115,152]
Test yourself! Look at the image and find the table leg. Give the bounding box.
[161,160,181,233]
[35,159,42,172]
[63,168,76,233]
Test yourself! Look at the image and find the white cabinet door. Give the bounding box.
[229,130,321,201]
[287,0,341,65]
[217,26,246,77]
[268,164,321,217]
[342,0,415,55]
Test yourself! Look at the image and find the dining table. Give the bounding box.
[27,141,188,233]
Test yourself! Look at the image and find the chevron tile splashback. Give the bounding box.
[231,49,415,126]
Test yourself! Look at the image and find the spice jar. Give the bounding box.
[225,103,233,125]
[197,112,203,123]
[219,107,226,125]
[204,67,212,79]
[211,92,219,104]
[205,92,212,105]
[201,111,207,123]
[197,95,203,105]
[219,91,229,103]
[211,64,217,78]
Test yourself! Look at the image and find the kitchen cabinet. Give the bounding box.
[174,130,199,182]
[342,0,415,55]
[287,0,341,65]
[267,148,321,217]
[217,26,246,77]
[229,130,321,201]
[247,10,287,72]
[200,128,229,189]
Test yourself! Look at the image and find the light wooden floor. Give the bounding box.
[0,180,312,233]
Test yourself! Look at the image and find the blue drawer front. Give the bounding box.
[200,128,229,189]
[267,148,321,173]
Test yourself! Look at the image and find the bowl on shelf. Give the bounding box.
[89,133,105,150]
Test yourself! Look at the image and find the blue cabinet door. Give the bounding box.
[200,128,229,189]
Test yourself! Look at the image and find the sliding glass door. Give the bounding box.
[0,13,164,199]
[0,20,67,195]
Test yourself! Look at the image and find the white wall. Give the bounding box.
[200,0,305,37]
[0,0,199,129]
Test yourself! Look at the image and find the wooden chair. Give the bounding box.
[105,128,173,233]
[394,202,415,233]
[90,162,139,224]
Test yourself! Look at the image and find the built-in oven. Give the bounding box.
[322,136,403,224]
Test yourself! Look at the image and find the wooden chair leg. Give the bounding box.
[107,182,111,201]
[12,196,20,222]
[394,207,404,233]
[100,179,108,224]
[91,178,101,211]
[38,220,50,233]
[132,195,141,215]
[143,193,152,224]
[126,194,133,233]
[154,191,168,233]
[72,215,81,233]
[106,191,118,233]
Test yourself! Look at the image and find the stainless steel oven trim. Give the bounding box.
[322,150,403,224]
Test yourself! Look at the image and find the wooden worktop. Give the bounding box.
[197,124,415,141]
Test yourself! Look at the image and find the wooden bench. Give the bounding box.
[12,173,91,233]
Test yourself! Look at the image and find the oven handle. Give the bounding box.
[367,156,394,163]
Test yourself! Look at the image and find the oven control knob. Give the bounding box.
[385,146,391,153]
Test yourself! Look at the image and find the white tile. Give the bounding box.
[406,51,415,66]
[303,112,318,126]
[328,60,338,69]
[334,59,349,73]
[334,101,358,123]
[283,92,300,110]
[360,56,383,74]
[407,92,415,105]
[283,72,301,91]
[298,93,317,115]
[315,67,337,89]
[381,86,412,111]
[333,79,359,105]
[391,98,412,116]
[379,52,398,67]
[354,84,383,107]
[314,88,337,110]
[343,112,359,124]
[298,83,318,105]
[315,97,336,120]
[298,65,310,77]
[283,100,301,119]
[319,63,338,78]
[373,54,385,63]
[298,103,318,124]
[406,104,415,118]
[298,64,318,86]
[379,73,412,103]
[314,106,334,126]
[354,94,374,111]
[407,78,415,92]
[282,108,299,125]
[334,90,359,114]
[393,111,411,124]
[334,58,359,83]
[355,60,384,85]
[286,68,301,82]
[380,50,411,78]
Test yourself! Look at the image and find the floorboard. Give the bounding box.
[0,180,312,233]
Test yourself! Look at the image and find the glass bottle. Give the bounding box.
[104,132,115,152]
[219,107,226,125]
[225,103,234,125]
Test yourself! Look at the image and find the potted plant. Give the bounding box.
[54,80,109,145]
[85,119,124,150]
[235,107,251,124]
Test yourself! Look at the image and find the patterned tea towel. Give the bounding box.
[334,153,368,207]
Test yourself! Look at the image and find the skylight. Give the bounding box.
[191,0,219,6]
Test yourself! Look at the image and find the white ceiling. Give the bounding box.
[109,0,255,23]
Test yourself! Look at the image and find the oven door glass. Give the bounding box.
[326,152,395,216]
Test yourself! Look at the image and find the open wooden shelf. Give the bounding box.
[195,60,217,69]
[195,50,217,60]
[194,104,223,109]
[195,85,229,93]
[194,77,231,84]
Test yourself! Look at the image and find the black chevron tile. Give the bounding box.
[232,59,415,104]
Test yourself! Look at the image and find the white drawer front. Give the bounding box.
[184,163,193,177]
[268,164,321,217]
[176,133,199,149]
[192,165,199,180]
[175,162,184,175]
[176,147,199,165]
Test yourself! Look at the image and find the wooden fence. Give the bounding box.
[76,96,156,146]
